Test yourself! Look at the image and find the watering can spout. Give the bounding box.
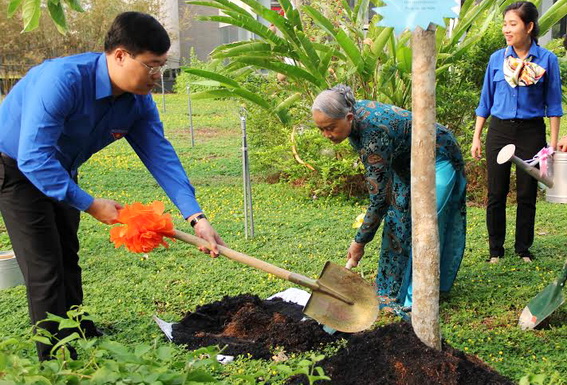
[497,144,554,188]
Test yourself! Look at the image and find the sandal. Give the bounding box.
[517,251,534,263]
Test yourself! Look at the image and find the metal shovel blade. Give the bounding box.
[303,261,379,333]
[519,282,565,330]
[519,260,567,330]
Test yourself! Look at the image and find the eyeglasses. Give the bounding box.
[124,50,166,75]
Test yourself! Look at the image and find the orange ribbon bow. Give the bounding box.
[110,201,175,253]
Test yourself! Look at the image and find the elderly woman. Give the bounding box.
[312,85,466,314]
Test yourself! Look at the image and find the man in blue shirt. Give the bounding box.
[0,12,224,360]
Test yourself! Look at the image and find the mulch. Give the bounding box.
[170,294,514,385]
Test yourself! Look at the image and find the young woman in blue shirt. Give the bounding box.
[471,1,562,263]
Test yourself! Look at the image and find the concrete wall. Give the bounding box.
[160,0,182,69]
[539,0,554,46]
[179,1,220,63]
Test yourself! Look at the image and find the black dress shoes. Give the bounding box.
[81,320,104,338]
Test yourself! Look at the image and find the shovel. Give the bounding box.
[173,230,379,333]
[518,259,567,330]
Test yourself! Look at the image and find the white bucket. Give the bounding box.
[0,250,24,289]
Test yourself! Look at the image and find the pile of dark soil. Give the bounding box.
[171,294,341,359]
[286,322,514,385]
[171,294,514,384]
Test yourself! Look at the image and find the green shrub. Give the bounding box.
[0,306,331,385]
[0,307,224,384]
[245,78,366,198]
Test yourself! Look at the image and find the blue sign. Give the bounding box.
[374,0,459,35]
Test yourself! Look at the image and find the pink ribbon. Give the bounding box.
[526,147,554,177]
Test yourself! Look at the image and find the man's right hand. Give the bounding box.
[192,218,226,258]
[86,198,123,224]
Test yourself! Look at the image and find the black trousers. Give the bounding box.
[0,154,82,360]
[485,117,546,257]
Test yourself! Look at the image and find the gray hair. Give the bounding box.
[311,84,356,119]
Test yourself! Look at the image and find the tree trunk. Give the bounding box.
[410,25,441,350]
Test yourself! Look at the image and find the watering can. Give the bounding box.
[497,144,567,203]
[498,145,567,329]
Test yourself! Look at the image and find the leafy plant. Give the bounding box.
[520,371,566,385]
[272,353,330,385]
[0,305,331,384]
[184,0,567,121]
[0,306,226,384]
[0,0,164,94]
[234,353,330,385]
[5,0,84,33]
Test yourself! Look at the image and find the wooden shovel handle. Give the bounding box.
[173,230,319,290]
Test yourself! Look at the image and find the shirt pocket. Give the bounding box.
[493,70,505,83]
[492,70,511,97]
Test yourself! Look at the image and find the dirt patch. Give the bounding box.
[171,294,341,359]
[286,322,514,385]
[171,295,513,384]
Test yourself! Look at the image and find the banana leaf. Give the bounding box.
[539,0,567,35]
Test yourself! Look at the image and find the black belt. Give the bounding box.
[493,116,544,124]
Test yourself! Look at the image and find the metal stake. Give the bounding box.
[239,107,254,238]
[187,85,195,147]
[160,72,166,113]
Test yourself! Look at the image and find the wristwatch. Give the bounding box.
[190,213,207,227]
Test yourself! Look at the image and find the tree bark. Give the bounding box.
[410,25,441,350]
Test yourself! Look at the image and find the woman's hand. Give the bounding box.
[346,241,366,269]
[558,135,567,152]
[470,137,483,160]
[471,116,486,161]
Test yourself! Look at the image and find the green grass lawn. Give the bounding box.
[1,94,566,384]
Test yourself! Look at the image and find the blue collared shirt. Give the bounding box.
[475,41,563,119]
[0,52,201,218]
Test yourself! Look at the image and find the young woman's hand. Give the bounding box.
[471,137,483,160]
[557,136,567,152]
